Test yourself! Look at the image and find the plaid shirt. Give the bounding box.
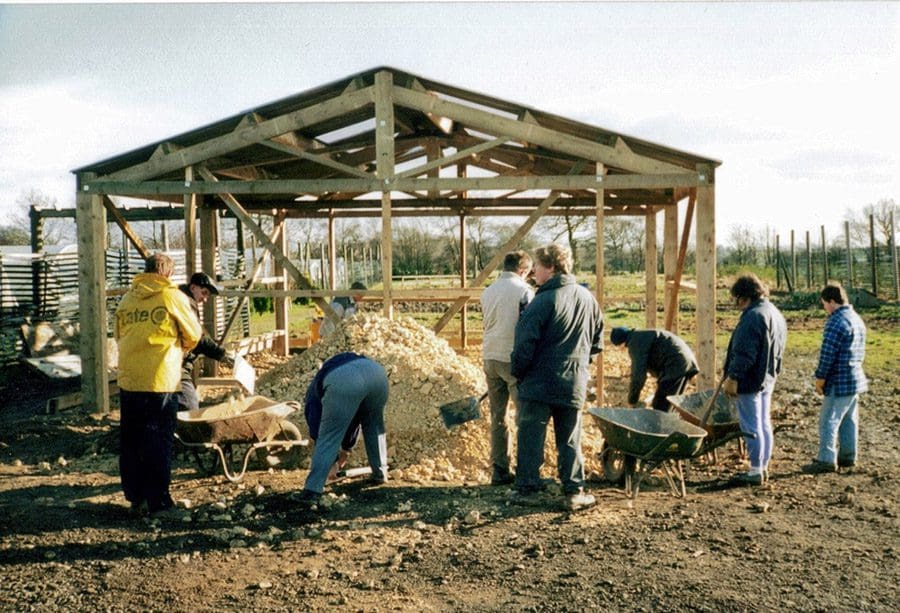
[814,305,868,396]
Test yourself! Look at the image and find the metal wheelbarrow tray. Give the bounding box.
[667,389,741,440]
[176,396,308,483]
[588,407,746,499]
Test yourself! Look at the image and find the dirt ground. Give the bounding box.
[1,323,898,611]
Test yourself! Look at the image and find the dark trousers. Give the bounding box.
[515,398,585,495]
[119,390,178,512]
[652,375,694,412]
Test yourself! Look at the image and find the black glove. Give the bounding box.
[220,351,236,369]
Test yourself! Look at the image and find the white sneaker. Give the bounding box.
[566,490,596,511]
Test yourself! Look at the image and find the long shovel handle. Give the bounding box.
[700,377,726,426]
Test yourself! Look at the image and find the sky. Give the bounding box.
[0,1,897,242]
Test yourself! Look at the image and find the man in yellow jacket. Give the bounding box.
[115,253,202,517]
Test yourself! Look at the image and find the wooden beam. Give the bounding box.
[396,136,507,179]
[695,169,716,388]
[273,212,289,356]
[663,203,679,332]
[664,193,695,332]
[645,210,658,328]
[595,163,606,402]
[184,166,198,276]
[104,86,375,182]
[75,173,109,414]
[375,70,395,319]
[261,138,372,179]
[102,195,149,259]
[196,166,338,321]
[393,86,691,175]
[85,173,699,197]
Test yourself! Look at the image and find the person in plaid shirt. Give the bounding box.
[804,283,868,474]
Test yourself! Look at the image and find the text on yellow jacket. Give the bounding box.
[115,273,202,392]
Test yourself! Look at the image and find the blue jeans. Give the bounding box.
[304,358,389,494]
[817,394,859,465]
[515,399,585,495]
[736,385,774,475]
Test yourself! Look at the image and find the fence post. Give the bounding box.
[820,226,829,283]
[805,230,812,288]
[890,209,899,299]
[869,214,878,296]
[844,221,853,289]
[790,230,797,291]
[775,234,781,289]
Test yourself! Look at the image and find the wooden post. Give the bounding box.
[327,214,337,292]
[891,209,899,299]
[75,172,109,413]
[595,163,606,401]
[274,212,289,356]
[775,234,781,289]
[29,206,44,314]
[663,204,678,333]
[664,194,695,332]
[199,204,219,375]
[459,212,468,349]
[184,166,197,277]
[645,209,657,328]
[869,214,878,296]
[695,166,716,389]
[375,70,395,319]
[821,225,829,284]
[805,230,812,289]
[845,221,853,288]
[790,229,797,292]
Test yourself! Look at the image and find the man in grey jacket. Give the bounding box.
[510,244,603,511]
[610,327,699,412]
[481,251,534,485]
[723,273,787,486]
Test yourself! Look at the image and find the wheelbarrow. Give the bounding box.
[588,407,749,499]
[175,395,308,483]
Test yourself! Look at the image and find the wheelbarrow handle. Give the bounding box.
[699,376,727,426]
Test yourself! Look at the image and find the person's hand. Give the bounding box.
[815,378,826,395]
[326,449,351,482]
[723,377,738,397]
[220,351,236,368]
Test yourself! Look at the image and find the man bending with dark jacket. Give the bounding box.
[610,327,698,412]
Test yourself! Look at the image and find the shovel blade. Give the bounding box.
[439,396,482,428]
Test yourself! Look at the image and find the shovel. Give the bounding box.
[232,354,256,395]
[439,392,488,428]
[699,377,727,426]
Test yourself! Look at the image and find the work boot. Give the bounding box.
[802,459,837,475]
[565,489,596,511]
[491,471,515,486]
[730,473,763,486]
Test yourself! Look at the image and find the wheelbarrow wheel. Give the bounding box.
[600,443,636,485]
[256,420,304,470]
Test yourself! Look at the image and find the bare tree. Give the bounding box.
[844,199,897,246]
[725,223,765,266]
[12,189,73,246]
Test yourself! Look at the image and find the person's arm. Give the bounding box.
[169,292,202,353]
[510,300,544,380]
[814,318,843,389]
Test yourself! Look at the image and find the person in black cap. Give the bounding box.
[176,272,235,411]
[610,326,699,412]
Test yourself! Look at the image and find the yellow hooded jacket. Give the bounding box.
[115,273,202,392]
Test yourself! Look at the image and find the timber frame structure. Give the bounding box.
[74,67,720,414]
